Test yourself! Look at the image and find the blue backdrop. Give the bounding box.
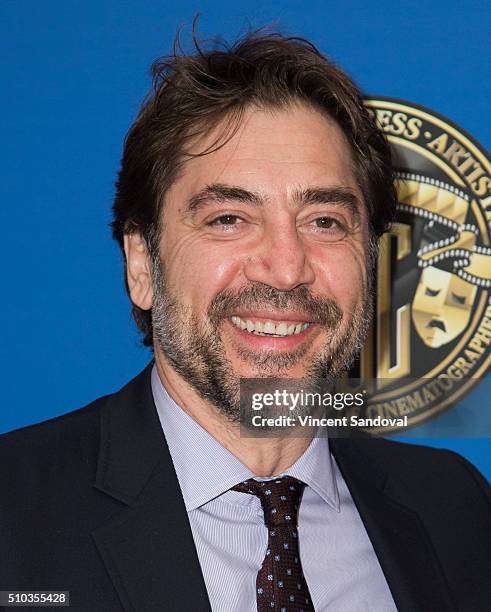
[2,1,490,476]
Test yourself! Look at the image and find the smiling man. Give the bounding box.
[127,103,372,443]
[1,32,490,612]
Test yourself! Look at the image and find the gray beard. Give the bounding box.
[151,255,373,423]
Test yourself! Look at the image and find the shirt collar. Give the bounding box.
[151,365,339,513]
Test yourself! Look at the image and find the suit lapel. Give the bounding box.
[331,438,456,612]
[91,363,211,612]
[90,364,456,611]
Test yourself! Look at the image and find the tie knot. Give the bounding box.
[233,476,305,528]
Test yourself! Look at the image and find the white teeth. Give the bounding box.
[230,316,311,337]
[276,323,288,336]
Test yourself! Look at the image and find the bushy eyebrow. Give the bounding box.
[293,187,360,222]
[185,184,262,214]
[184,182,361,222]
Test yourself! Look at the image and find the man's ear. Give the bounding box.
[123,233,154,310]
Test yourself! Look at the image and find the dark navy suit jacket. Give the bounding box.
[1,363,490,611]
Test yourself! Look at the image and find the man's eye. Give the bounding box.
[309,216,347,240]
[208,214,242,226]
[315,217,337,229]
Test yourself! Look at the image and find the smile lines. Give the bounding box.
[230,316,311,337]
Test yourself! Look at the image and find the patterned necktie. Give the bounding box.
[233,476,315,612]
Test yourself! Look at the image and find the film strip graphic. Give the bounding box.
[396,172,491,288]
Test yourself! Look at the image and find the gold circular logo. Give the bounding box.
[355,98,491,433]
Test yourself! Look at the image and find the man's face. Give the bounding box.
[149,104,372,419]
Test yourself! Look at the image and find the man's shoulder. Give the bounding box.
[0,393,110,480]
[0,362,154,463]
[370,436,487,477]
[1,393,107,439]
[346,436,490,507]
[0,362,155,492]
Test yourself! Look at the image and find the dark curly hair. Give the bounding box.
[111,29,396,346]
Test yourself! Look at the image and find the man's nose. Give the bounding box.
[243,222,315,291]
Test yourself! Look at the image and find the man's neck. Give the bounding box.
[154,350,313,477]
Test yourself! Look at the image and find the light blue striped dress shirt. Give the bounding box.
[151,366,397,611]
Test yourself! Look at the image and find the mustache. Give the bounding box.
[207,283,343,328]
